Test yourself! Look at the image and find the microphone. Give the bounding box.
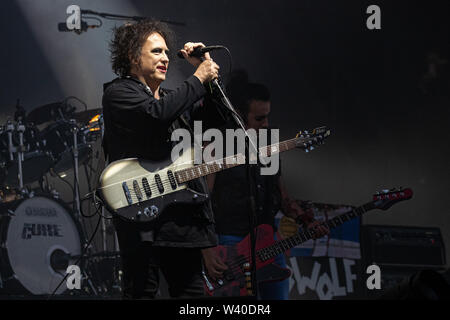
[177,45,224,59]
[57,20,97,34]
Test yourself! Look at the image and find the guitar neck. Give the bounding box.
[258,201,377,261]
[174,137,300,184]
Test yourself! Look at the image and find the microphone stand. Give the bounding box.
[80,9,187,26]
[207,73,261,299]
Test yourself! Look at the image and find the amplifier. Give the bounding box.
[361,225,446,267]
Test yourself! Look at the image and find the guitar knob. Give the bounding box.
[149,205,159,216]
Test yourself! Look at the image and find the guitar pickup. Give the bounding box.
[133,180,143,202]
[167,170,177,190]
[122,182,133,205]
[155,174,164,194]
[142,177,152,198]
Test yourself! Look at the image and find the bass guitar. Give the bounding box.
[202,187,413,297]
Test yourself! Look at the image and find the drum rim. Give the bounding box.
[0,194,86,295]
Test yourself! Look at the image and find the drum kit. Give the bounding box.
[0,99,121,298]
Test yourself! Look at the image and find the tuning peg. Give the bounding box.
[305,148,309,153]
[309,146,315,151]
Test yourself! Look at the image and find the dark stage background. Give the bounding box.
[0,0,449,298]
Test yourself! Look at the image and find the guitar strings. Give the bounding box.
[115,135,320,201]
[207,210,365,287]
[121,138,305,200]
[211,220,339,276]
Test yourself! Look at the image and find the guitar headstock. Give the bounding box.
[295,126,331,152]
[372,187,413,210]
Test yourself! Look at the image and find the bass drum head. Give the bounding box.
[2,196,82,295]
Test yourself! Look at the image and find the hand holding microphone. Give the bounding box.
[180,42,221,84]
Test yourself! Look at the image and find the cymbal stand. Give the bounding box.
[98,114,108,252]
[70,119,103,295]
[16,121,25,191]
[6,120,15,162]
[70,119,82,221]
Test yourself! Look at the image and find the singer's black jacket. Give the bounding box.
[102,75,223,248]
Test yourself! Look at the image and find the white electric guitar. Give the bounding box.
[97,127,330,223]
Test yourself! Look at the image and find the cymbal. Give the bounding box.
[26,102,63,125]
[27,104,102,126]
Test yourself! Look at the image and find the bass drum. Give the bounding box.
[0,195,83,295]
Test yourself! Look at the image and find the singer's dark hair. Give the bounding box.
[226,69,271,122]
[109,19,175,76]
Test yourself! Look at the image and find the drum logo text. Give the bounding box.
[22,223,63,239]
[25,206,57,217]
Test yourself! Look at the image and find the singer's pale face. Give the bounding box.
[134,32,169,87]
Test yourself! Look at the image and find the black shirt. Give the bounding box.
[211,126,282,237]
[102,75,217,248]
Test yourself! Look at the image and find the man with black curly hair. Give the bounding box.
[102,20,221,299]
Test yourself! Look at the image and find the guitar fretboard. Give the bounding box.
[257,202,376,261]
[175,137,300,184]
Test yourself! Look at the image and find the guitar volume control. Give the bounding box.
[149,205,159,217]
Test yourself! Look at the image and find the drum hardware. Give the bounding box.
[1,119,54,188]
[1,103,121,297]
[16,121,25,189]
[40,120,92,175]
[26,102,64,126]
[70,119,82,221]
[6,120,15,161]
[50,188,60,199]
[14,99,27,123]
